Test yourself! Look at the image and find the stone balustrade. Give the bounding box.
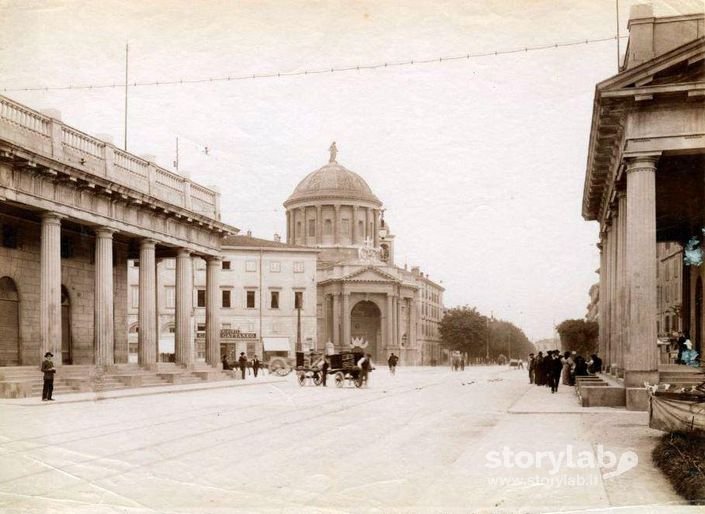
[0,94,219,219]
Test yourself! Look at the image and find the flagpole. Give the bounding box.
[124,42,129,151]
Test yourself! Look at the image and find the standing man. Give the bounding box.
[252,355,260,378]
[238,352,248,380]
[388,353,398,375]
[528,353,535,384]
[41,352,56,401]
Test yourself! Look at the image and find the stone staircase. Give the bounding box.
[658,365,705,390]
[0,362,232,398]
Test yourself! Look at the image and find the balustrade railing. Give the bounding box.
[0,94,219,218]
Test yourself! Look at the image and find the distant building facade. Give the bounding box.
[127,234,318,361]
[284,145,445,365]
[657,242,683,336]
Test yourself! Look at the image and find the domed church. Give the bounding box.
[284,143,444,365]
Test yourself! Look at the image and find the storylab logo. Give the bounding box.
[485,445,639,480]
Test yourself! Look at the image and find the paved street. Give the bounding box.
[0,366,693,514]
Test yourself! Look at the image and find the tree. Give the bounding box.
[438,306,487,358]
[439,306,536,360]
[556,319,599,356]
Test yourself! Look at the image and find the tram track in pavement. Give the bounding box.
[0,369,466,492]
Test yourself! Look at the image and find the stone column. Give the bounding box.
[298,207,306,243]
[175,249,194,367]
[40,213,63,364]
[395,295,401,347]
[205,256,222,366]
[316,205,322,245]
[352,206,358,245]
[603,224,613,371]
[138,239,157,368]
[373,209,379,248]
[410,297,418,356]
[625,155,659,409]
[597,238,606,361]
[286,211,291,244]
[386,294,394,350]
[333,205,340,245]
[365,208,370,241]
[617,192,627,375]
[610,210,620,372]
[95,228,116,366]
[332,293,340,347]
[342,293,351,347]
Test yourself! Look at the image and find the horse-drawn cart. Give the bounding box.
[330,351,368,388]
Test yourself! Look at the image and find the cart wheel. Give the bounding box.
[335,372,344,388]
[297,372,306,386]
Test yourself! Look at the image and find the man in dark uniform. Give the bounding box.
[252,356,260,377]
[238,352,248,380]
[41,352,56,401]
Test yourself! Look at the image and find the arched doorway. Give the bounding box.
[695,277,702,355]
[350,301,381,360]
[61,285,72,364]
[0,277,20,366]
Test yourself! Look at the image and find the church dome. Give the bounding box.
[284,161,381,207]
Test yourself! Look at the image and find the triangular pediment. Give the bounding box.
[342,266,400,283]
[599,37,705,93]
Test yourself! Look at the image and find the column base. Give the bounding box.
[626,388,650,411]
[140,362,159,371]
[623,369,658,411]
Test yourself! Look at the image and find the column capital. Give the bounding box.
[41,212,65,224]
[206,255,223,264]
[176,248,192,258]
[625,154,659,173]
[95,227,117,238]
[140,238,157,249]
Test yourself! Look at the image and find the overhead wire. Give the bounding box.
[1,35,628,93]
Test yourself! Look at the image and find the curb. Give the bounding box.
[0,377,288,407]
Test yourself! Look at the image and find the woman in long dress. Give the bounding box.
[561,351,573,385]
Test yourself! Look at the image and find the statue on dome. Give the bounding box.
[329,141,337,163]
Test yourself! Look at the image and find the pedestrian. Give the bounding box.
[535,352,545,386]
[41,352,56,401]
[221,354,232,371]
[357,353,373,387]
[252,355,260,377]
[588,353,603,374]
[460,356,465,371]
[574,355,588,377]
[388,353,399,375]
[549,351,562,393]
[238,352,247,380]
[561,351,573,385]
[528,353,535,384]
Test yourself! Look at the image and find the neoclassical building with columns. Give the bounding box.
[582,6,705,409]
[0,94,235,380]
[284,145,444,365]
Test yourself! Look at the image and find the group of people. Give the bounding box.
[222,353,261,379]
[672,332,700,367]
[528,351,603,393]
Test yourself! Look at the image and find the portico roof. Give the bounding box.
[582,37,705,221]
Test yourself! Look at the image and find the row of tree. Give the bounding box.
[438,306,536,360]
[555,319,598,356]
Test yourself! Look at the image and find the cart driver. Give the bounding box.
[357,353,373,387]
[315,354,330,387]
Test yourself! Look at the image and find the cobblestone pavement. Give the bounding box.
[0,366,694,513]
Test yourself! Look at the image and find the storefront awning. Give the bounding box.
[263,337,291,352]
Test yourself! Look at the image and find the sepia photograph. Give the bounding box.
[0,0,704,512]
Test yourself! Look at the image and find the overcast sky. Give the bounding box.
[1,0,702,341]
